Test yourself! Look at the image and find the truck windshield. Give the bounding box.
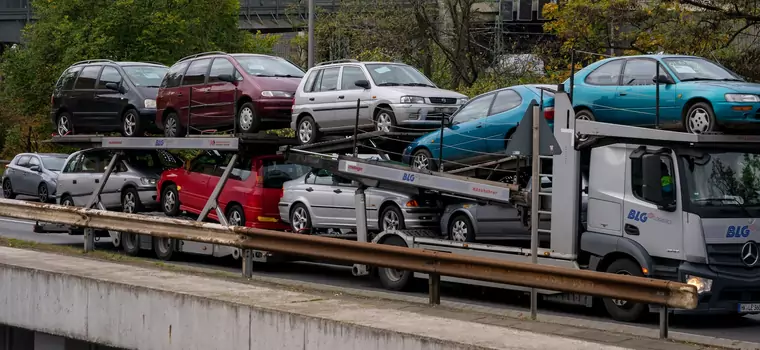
[680,152,760,212]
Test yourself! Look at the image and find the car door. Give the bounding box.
[443,92,496,162]
[485,89,524,153]
[579,59,625,123]
[475,203,519,238]
[331,175,359,226]
[301,169,339,226]
[94,66,126,129]
[25,156,43,195]
[180,152,223,212]
[67,151,102,207]
[335,65,372,127]
[309,67,343,129]
[13,155,32,195]
[70,65,104,126]
[56,153,82,203]
[206,58,237,128]
[617,58,678,127]
[181,58,213,128]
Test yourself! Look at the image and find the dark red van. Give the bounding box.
[156,52,304,136]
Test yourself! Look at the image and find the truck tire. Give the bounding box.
[378,236,412,291]
[602,259,647,322]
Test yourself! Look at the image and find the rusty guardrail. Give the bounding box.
[0,198,697,338]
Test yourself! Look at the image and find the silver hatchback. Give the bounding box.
[279,168,440,233]
[291,60,468,145]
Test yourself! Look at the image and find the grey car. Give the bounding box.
[291,59,468,145]
[2,153,68,203]
[279,168,440,233]
[55,148,180,213]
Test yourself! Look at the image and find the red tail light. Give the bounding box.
[543,107,554,121]
[50,94,54,104]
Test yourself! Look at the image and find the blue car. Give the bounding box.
[565,54,760,134]
[402,85,556,171]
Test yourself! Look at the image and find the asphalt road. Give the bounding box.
[1,216,759,344]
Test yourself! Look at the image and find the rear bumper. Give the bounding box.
[673,262,760,315]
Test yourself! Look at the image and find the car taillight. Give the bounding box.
[255,175,264,188]
[543,107,554,121]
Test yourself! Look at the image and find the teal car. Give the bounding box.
[565,55,760,134]
[402,85,555,171]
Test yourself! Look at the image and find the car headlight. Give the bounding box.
[685,274,713,294]
[261,91,292,98]
[144,99,157,109]
[140,177,157,186]
[725,94,760,103]
[400,96,425,104]
[457,98,469,104]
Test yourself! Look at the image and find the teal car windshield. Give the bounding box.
[681,151,760,211]
[662,57,743,82]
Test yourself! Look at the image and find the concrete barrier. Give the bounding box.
[0,247,647,350]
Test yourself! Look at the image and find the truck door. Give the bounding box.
[623,150,684,260]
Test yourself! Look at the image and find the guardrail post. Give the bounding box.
[83,228,94,253]
[659,306,668,338]
[428,273,441,305]
[242,249,253,278]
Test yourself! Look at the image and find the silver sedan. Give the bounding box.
[279,168,440,233]
[2,153,68,203]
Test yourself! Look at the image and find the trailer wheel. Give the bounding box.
[602,259,647,322]
[378,236,412,291]
[122,232,141,256]
[154,237,175,261]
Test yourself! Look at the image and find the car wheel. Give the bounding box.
[375,108,397,132]
[38,183,52,203]
[121,187,145,214]
[290,203,312,234]
[122,108,143,137]
[449,214,475,242]
[575,109,595,141]
[163,112,185,137]
[411,148,434,171]
[378,236,412,291]
[684,102,717,134]
[379,205,405,232]
[237,102,260,134]
[602,259,647,322]
[61,195,83,235]
[297,116,319,145]
[161,184,180,216]
[57,112,74,136]
[3,179,16,199]
[226,204,246,227]
[153,236,175,261]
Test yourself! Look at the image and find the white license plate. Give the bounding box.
[738,303,760,313]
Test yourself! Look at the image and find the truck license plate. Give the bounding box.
[738,303,760,313]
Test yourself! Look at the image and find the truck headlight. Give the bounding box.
[725,94,760,103]
[144,99,157,109]
[400,96,425,104]
[685,275,713,294]
[140,177,157,186]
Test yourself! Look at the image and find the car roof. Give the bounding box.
[16,153,68,157]
[117,62,167,67]
[312,61,410,69]
[71,61,167,68]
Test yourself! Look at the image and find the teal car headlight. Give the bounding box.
[725,94,760,103]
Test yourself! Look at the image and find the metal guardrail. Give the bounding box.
[0,198,698,337]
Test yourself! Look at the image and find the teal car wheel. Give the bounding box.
[684,102,717,134]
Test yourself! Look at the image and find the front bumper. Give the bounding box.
[255,98,293,126]
[392,103,460,127]
[137,186,159,210]
[675,261,760,315]
[402,207,440,228]
[137,108,160,132]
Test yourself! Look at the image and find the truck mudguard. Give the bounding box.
[580,231,654,276]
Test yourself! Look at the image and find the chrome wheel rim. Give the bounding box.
[298,121,312,143]
[57,115,70,136]
[122,192,136,213]
[62,198,73,206]
[687,108,711,134]
[382,210,400,231]
[239,107,254,131]
[163,191,176,212]
[451,220,468,242]
[124,112,137,136]
[228,210,243,226]
[292,207,309,232]
[376,113,392,132]
[576,113,593,141]
[412,153,429,170]
[165,116,178,137]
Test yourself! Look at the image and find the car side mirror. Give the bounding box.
[218,74,236,83]
[105,82,125,93]
[653,74,674,85]
[354,79,371,89]
[30,165,40,172]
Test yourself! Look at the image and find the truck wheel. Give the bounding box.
[602,259,647,322]
[154,237,175,261]
[378,236,412,291]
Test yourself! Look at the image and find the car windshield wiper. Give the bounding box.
[254,74,275,77]
[403,83,435,87]
[143,85,160,88]
[679,77,742,82]
[274,74,303,78]
[377,82,401,86]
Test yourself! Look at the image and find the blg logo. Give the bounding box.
[726,225,755,238]
[627,209,651,223]
[402,173,415,182]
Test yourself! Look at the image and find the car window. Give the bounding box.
[211,153,250,181]
[162,62,189,88]
[489,89,522,115]
[16,155,30,167]
[124,151,180,172]
[41,156,66,171]
[663,57,742,81]
[340,66,367,90]
[79,151,109,173]
[260,159,310,189]
[305,169,333,185]
[63,154,81,173]
[189,152,224,175]
[182,58,211,86]
[584,59,624,86]
[233,55,304,78]
[208,58,235,84]
[28,156,40,168]
[123,66,167,87]
[364,63,435,87]
[303,70,319,93]
[97,66,122,89]
[622,59,659,86]
[57,67,81,91]
[318,67,339,92]
[74,66,102,90]
[452,93,495,124]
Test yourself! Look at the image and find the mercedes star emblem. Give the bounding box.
[741,241,760,267]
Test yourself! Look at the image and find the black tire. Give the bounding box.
[684,102,717,134]
[448,213,475,242]
[60,195,83,235]
[38,183,53,203]
[121,108,143,137]
[236,102,260,134]
[153,236,176,261]
[226,204,246,227]
[602,259,647,322]
[374,108,398,132]
[161,184,180,216]
[3,179,16,199]
[575,109,595,141]
[56,111,74,136]
[289,203,312,234]
[122,231,141,256]
[296,116,319,145]
[121,187,145,214]
[163,111,185,137]
[410,148,435,171]
[379,205,405,232]
[378,236,412,291]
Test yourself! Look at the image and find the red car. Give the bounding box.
[157,151,310,230]
[156,52,304,136]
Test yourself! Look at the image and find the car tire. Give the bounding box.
[297,116,319,145]
[38,183,53,203]
[3,179,16,199]
[379,205,405,232]
[163,111,185,137]
[122,108,143,137]
[237,102,260,134]
[411,148,435,171]
[575,109,595,141]
[449,213,475,242]
[153,236,176,261]
[161,184,180,216]
[378,236,412,291]
[121,187,145,214]
[226,204,246,227]
[60,195,83,235]
[290,203,312,234]
[56,111,74,136]
[684,102,717,134]
[375,108,397,132]
[602,259,647,322]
